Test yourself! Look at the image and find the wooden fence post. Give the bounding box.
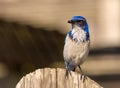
[16,68,103,88]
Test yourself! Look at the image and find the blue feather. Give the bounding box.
[71,16,86,22]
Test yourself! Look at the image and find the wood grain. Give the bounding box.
[16,68,103,88]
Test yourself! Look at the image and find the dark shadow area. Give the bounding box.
[90,75,120,88]
[90,47,120,56]
[0,19,65,71]
[90,75,120,81]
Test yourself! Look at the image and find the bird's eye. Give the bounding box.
[77,20,86,26]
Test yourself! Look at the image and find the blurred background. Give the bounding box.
[0,0,120,88]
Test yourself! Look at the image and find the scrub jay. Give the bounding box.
[63,16,90,76]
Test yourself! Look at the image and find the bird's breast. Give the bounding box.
[63,36,90,65]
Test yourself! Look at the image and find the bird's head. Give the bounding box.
[68,16,89,33]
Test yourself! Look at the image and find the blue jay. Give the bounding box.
[63,16,90,76]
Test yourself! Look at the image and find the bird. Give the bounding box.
[63,16,90,77]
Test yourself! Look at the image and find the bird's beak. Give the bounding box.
[67,20,71,23]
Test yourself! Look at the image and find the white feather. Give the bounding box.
[72,26,87,43]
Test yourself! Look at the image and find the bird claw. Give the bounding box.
[65,69,69,78]
[78,65,87,82]
[80,74,87,82]
[65,69,71,78]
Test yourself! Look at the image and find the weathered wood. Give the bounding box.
[16,68,103,88]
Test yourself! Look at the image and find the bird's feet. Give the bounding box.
[65,69,71,78]
[80,74,87,82]
[78,65,87,82]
